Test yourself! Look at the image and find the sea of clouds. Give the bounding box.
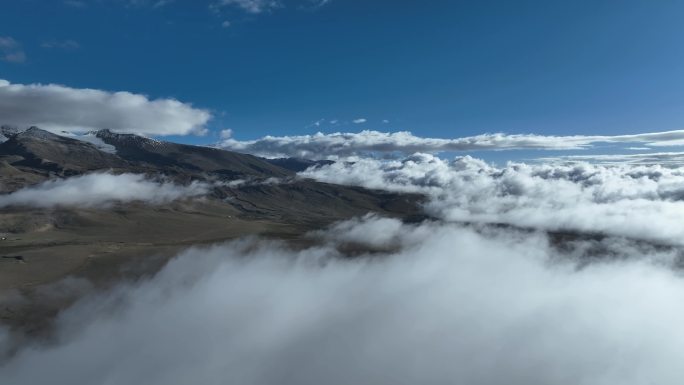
[3,154,684,384]
[302,154,684,245]
[2,215,684,384]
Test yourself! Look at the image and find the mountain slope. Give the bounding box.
[94,129,291,178]
[0,127,295,189]
[0,127,128,177]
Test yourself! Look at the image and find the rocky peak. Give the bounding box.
[16,126,62,141]
[94,129,165,150]
[0,125,24,142]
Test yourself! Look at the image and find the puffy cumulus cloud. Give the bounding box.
[0,79,211,136]
[217,129,684,159]
[301,154,684,245]
[3,216,684,384]
[312,213,407,248]
[0,173,209,208]
[219,128,234,139]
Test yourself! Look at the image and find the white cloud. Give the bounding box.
[219,128,234,139]
[306,118,325,128]
[0,79,211,136]
[3,216,684,384]
[2,51,26,63]
[0,36,26,63]
[0,173,209,209]
[313,213,405,248]
[352,118,367,124]
[152,0,173,7]
[41,39,80,50]
[221,20,232,27]
[62,0,175,8]
[301,154,684,245]
[217,129,684,159]
[213,0,281,13]
[58,131,118,153]
[536,151,684,166]
[211,0,331,15]
[0,37,19,50]
[124,0,173,7]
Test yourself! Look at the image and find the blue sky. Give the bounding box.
[2,0,684,161]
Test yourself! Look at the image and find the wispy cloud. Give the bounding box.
[536,151,684,166]
[217,129,684,159]
[152,0,173,7]
[212,0,281,14]
[41,39,80,50]
[65,0,173,8]
[124,0,174,7]
[310,0,331,7]
[210,0,331,20]
[0,79,211,136]
[0,36,26,63]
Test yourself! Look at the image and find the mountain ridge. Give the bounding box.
[0,126,424,223]
[0,126,296,186]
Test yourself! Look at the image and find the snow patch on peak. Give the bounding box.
[59,131,117,154]
[0,125,24,143]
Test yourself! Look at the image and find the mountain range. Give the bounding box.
[0,126,424,336]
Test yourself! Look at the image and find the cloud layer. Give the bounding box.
[218,129,684,159]
[0,173,209,208]
[0,79,211,136]
[301,154,684,245]
[3,216,684,384]
[537,151,684,166]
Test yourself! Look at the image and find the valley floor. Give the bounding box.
[0,193,423,344]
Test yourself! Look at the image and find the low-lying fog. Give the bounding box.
[3,155,684,384]
[2,215,684,384]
